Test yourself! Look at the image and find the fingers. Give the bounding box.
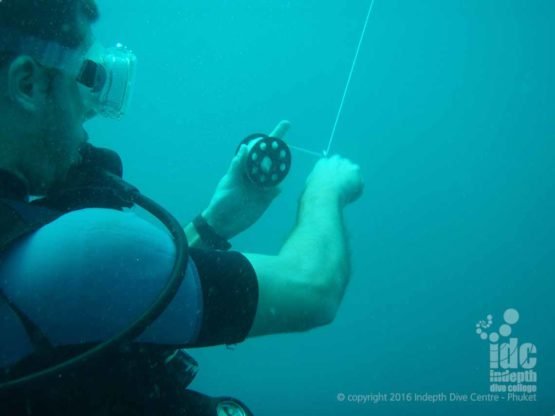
[319,154,360,170]
[228,144,248,178]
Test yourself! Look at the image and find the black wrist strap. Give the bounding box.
[193,214,232,251]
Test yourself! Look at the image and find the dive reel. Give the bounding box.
[238,120,292,188]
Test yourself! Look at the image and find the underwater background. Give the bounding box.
[88,0,554,415]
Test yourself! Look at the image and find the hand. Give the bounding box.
[202,143,281,239]
[305,155,364,207]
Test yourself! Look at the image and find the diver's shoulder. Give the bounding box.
[53,207,144,229]
[42,207,173,250]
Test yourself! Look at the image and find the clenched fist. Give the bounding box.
[305,155,364,207]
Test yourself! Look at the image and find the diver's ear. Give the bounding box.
[7,56,49,113]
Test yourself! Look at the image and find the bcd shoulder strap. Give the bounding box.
[0,290,53,355]
[0,199,63,253]
[0,199,62,358]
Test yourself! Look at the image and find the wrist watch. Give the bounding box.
[193,214,232,251]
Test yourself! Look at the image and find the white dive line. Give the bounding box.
[324,0,376,156]
[288,144,326,158]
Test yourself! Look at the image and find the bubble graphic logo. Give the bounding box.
[475,308,538,398]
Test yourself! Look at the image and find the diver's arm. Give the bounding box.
[244,194,348,335]
[244,156,363,337]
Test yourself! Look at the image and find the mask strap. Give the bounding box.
[0,26,85,76]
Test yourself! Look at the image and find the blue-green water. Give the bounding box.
[89,0,554,414]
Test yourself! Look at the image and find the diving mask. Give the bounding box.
[0,27,136,118]
[75,42,137,118]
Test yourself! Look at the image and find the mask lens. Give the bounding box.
[77,59,106,92]
[98,45,137,118]
[93,65,107,93]
[77,44,136,119]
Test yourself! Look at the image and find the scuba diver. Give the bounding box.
[0,1,364,415]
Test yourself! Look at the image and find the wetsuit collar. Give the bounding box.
[0,169,29,202]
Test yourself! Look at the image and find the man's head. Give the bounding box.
[0,0,99,195]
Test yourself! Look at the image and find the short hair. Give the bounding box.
[0,0,99,66]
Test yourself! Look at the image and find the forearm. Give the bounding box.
[280,188,350,303]
[246,187,351,337]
